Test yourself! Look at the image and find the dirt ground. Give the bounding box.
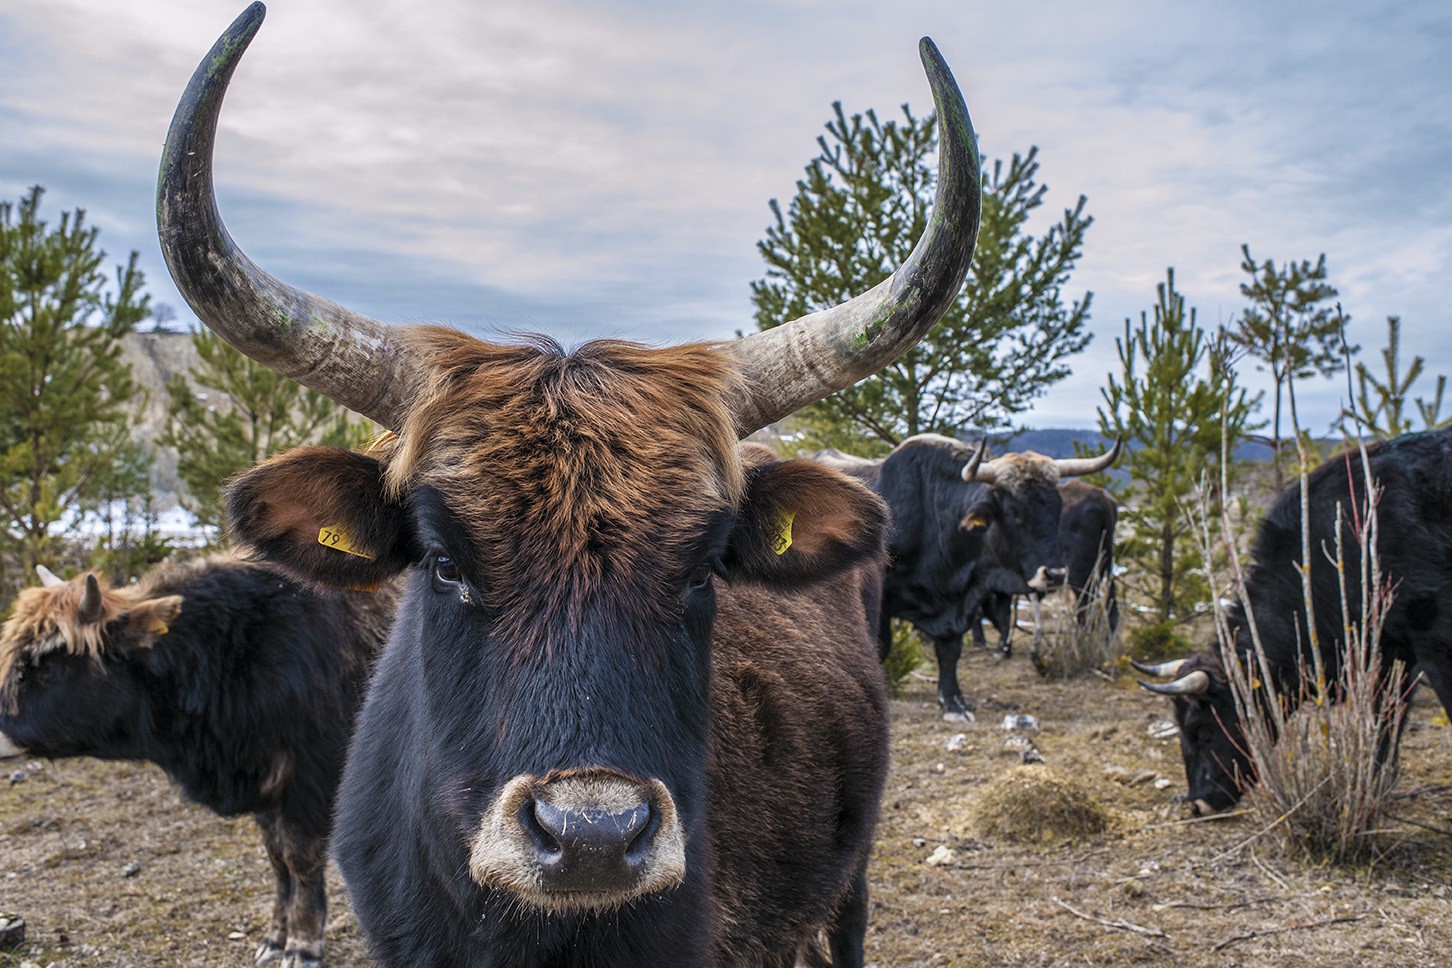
[2,646,1449,968]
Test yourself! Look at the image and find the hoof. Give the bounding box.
[941,708,975,724]
[256,941,285,964]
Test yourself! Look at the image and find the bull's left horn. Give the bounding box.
[1053,438,1122,478]
[728,38,982,437]
[157,3,423,431]
[35,565,65,588]
[1130,657,1190,679]
[78,574,104,625]
[1137,670,1210,696]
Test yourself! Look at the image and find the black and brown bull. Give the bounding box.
[155,5,982,965]
[0,559,392,967]
[825,435,1119,718]
[1136,430,1452,816]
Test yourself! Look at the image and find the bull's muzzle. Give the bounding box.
[469,771,685,912]
[1027,566,1067,593]
[0,733,23,759]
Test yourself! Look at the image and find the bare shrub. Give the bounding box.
[1030,559,1123,680]
[1197,431,1407,862]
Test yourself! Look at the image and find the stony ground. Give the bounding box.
[2,646,1449,968]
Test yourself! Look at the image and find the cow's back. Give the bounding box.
[706,561,888,965]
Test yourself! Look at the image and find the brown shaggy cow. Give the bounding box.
[155,5,982,965]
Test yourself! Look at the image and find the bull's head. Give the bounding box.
[157,4,980,918]
[0,566,182,760]
[1133,654,1250,815]
[959,439,1121,593]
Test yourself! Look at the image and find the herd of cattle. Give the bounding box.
[2,5,1450,967]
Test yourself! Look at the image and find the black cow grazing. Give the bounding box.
[1136,430,1452,816]
[971,479,1120,655]
[0,559,393,967]
[155,6,981,965]
[860,434,1120,719]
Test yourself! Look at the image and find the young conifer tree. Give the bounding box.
[0,186,149,588]
[1096,269,1258,633]
[752,103,1092,453]
[164,329,373,538]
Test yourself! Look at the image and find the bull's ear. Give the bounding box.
[226,446,419,588]
[123,594,183,646]
[961,498,997,533]
[726,458,887,587]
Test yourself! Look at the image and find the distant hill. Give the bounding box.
[1000,428,1277,464]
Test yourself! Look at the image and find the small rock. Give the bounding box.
[1002,734,1035,755]
[1153,777,1173,790]
[933,762,945,774]
[228,931,246,940]
[1021,746,1046,764]
[7,771,23,786]
[1147,720,1179,740]
[121,861,141,878]
[1001,714,1040,732]
[912,837,926,848]
[0,914,25,949]
[924,844,957,866]
[944,733,969,752]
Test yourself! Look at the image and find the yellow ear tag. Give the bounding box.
[963,512,987,531]
[771,510,796,556]
[318,525,374,560]
[147,620,170,636]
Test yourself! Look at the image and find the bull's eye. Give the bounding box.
[687,560,722,595]
[433,555,462,588]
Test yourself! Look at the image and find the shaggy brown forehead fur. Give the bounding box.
[986,452,1061,490]
[0,566,188,697]
[385,328,747,637]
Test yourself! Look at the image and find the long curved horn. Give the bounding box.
[78,574,104,625]
[157,3,423,431]
[1137,670,1210,696]
[728,38,982,437]
[960,440,995,484]
[1053,437,1122,478]
[1130,657,1190,679]
[35,565,65,588]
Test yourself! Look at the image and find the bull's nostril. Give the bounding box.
[521,798,563,859]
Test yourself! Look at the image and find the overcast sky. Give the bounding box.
[1,0,1447,431]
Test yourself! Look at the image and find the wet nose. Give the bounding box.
[521,794,657,893]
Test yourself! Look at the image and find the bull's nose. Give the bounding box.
[1045,567,1067,588]
[524,796,656,892]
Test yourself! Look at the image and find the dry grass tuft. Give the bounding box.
[1031,566,1123,680]
[968,766,1113,845]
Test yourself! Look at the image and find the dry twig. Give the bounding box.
[1051,896,1168,939]
[1211,914,1367,952]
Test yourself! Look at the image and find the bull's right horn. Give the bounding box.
[157,3,424,431]
[960,440,993,484]
[78,574,104,625]
[1130,658,1190,679]
[1137,670,1211,696]
[35,564,65,588]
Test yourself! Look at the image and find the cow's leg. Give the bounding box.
[254,813,291,965]
[826,866,870,968]
[933,634,972,721]
[279,825,329,968]
[986,593,1014,659]
[969,611,989,650]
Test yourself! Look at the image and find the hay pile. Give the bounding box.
[968,766,1112,845]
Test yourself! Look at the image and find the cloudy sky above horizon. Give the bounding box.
[2,0,1448,432]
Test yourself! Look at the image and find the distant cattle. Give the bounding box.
[0,559,393,967]
[972,479,1119,656]
[825,434,1119,719]
[154,6,980,965]
[1136,430,1452,815]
